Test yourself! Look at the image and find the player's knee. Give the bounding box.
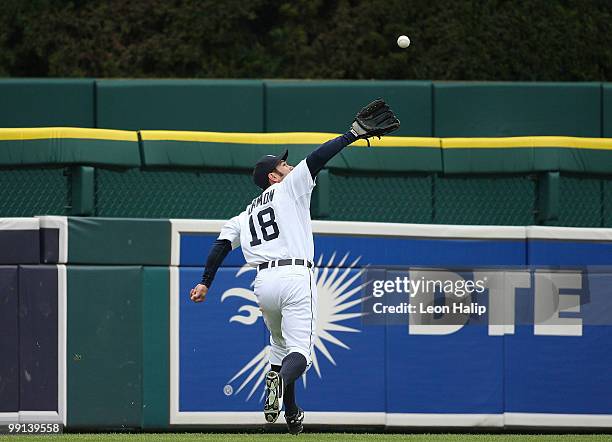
[283,352,307,373]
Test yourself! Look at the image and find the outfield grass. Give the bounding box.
[0,434,609,442]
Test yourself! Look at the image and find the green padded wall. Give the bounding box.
[0,79,94,128]
[140,139,312,169]
[95,168,259,219]
[434,83,601,137]
[0,168,68,217]
[328,146,442,173]
[265,81,432,136]
[434,175,535,225]
[555,174,602,227]
[67,217,171,265]
[139,133,441,172]
[67,266,142,428]
[442,138,612,174]
[604,84,612,138]
[0,138,140,167]
[96,80,264,132]
[142,267,170,429]
[328,172,433,223]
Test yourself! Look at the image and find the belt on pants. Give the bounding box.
[257,258,313,272]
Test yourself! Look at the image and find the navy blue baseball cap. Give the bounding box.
[252,149,288,189]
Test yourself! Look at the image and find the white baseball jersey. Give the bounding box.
[218,159,315,265]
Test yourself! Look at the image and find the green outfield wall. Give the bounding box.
[264,80,433,136]
[67,264,171,429]
[0,80,609,136]
[67,266,143,428]
[142,266,170,429]
[0,79,610,227]
[433,82,602,137]
[0,127,611,226]
[0,79,95,128]
[95,80,265,132]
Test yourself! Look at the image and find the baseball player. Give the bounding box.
[189,99,399,434]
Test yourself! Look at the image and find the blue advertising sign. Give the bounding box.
[170,221,612,428]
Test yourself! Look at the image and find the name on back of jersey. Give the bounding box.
[248,188,275,215]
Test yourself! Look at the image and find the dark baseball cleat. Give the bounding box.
[264,371,283,424]
[285,408,304,435]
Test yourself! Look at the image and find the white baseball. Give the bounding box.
[397,35,410,49]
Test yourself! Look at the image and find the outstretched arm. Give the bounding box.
[305,99,400,178]
[305,131,357,178]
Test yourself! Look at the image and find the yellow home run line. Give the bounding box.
[443,136,612,150]
[0,127,137,142]
[0,128,610,150]
[140,130,440,148]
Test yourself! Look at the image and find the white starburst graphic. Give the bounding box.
[221,252,368,401]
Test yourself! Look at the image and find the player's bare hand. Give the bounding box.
[190,284,208,303]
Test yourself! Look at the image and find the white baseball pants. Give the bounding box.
[254,264,317,366]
